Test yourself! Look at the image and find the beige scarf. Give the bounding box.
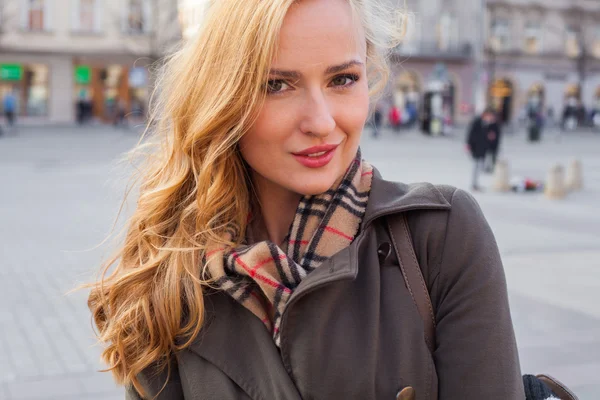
[206,152,373,346]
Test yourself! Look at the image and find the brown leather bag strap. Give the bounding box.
[387,213,436,355]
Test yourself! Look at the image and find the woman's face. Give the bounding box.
[239,0,369,197]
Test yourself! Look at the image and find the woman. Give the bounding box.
[88,0,525,398]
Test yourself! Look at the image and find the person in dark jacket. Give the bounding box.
[485,115,502,172]
[371,101,383,138]
[86,1,528,399]
[467,108,500,191]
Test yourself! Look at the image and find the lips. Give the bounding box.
[292,144,339,168]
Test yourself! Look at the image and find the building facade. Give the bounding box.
[485,0,600,125]
[9,0,597,126]
[0,0,180,124]
[387,0,600,127]
[386,0,480,127]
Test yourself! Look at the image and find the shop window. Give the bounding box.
[489,78,513,123]
[24,64,49,116]
[128,67,148,119]
[0,63,49,117]
[102,65,123,120]
[527,83,545,110]
[565,83,581,101]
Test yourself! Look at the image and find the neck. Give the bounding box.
[251,174,302,245]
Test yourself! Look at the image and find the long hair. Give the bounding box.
[87,0,406,397]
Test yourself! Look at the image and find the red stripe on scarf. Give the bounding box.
[233,252,292,294]
[252,254,288,271]
[324,226,354,241]
[289,240,309,245]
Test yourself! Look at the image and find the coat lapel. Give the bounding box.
[187,292,303,400]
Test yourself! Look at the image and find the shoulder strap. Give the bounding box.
[386,214,436,355]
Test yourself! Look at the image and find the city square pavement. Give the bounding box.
[1,124,599,399]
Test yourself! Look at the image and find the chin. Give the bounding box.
[291,176,338,196]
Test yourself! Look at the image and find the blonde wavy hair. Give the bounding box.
[87,0,406,397]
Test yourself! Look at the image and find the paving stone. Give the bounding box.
[79,371,121,395]
[1,125,599,398]
[5,376,85,399]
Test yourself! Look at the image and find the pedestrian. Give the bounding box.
[76,91,86,125]
[546,106,555,129]
[485,111,502,171]
[388,104,401,131]
[405,101,417,128]
[371,102,383,138]
[113,98,127,128]
[86,1,533,399]
[467,108,499,190]
[527,101,543,142]
[3,89,17,129]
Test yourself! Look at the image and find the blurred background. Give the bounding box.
[0,0,599,399]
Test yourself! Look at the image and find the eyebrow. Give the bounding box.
[269,60,364,79]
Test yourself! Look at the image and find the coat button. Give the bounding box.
[396,386,415,400]
[377,242,392,264]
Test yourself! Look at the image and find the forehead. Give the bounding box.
[274,0,366,68]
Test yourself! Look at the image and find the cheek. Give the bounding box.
[336,85,370,136]
[240,104,292,154]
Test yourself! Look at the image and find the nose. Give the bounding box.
[299,89,336,137]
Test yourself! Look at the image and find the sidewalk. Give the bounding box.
[1,125,599,399]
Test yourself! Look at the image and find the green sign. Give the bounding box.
[75,65,92,84]
[0,64,23,81]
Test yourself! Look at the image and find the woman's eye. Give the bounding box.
[331,74,359,87]
[267,80,289,94]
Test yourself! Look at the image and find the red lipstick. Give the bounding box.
[292,144,339,168]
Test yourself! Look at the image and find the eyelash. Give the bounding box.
[266,73,360,95]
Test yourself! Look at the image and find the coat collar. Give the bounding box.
[289,166,452,296]
[186,168,452,388]
[362,167,452,229]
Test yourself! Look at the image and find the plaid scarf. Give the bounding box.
[206,153,373,346]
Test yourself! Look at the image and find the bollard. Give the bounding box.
[566,159,583,191]
[544,164,566,200]
[492,159,511,192]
